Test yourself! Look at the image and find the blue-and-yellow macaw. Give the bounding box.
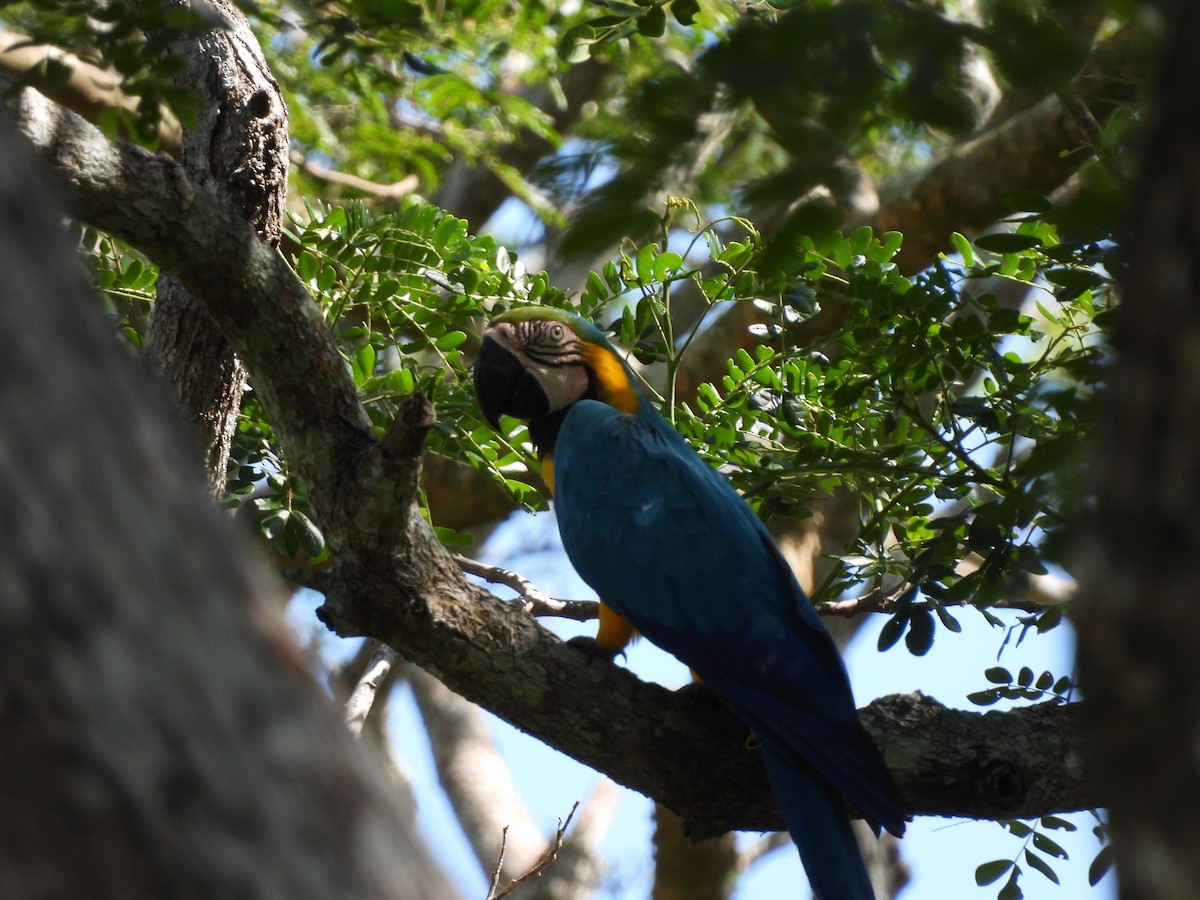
[474,307,907,899]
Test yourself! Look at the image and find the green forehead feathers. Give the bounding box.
[491,306,609,345]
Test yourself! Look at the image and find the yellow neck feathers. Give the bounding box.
[581,343,640,414]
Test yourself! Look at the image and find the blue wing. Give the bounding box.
[553,399,907,843]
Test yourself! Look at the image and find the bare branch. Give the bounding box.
[291,150,419,201]
[454,554,600,621]
[488,802,580,900]
[541,779,619,899]
[344,641,399,737]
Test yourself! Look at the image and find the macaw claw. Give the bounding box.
[566,634,624,662]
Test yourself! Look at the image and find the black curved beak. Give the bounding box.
[473,333,550,428]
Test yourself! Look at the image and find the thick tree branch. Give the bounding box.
[6,86,1098,836]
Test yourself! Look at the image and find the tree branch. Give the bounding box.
[344,640,399,737]
[411,667,550,882]
[488,802,579,900]
[291,150,419,200]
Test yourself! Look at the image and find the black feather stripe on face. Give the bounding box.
[515,319,584,369]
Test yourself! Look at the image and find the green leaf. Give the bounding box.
[975,233,1043,253]
[434,525,475,547]
[877,610,909,652]
[352,344,376,386]
[288,510,326,557]
[635,242,656,283]
[950,232,974,266]
[985,666,1012,684]
[1040,815,1077,832]
[436,330,468,350]
[585,270,608,301]
[997,867,1024,900]
[637,4,667,37]
[848,225,873,256]
[905,606,935,656]
[385,368,415,394]
[1000,190,1053,213]
[318,263,337,292]
[1031,832,1068,860]
[934,604,962,633]
[967,689,1001,706]
[1004,820,1034,838]
[653,250,683,281]
[975,860,1014,887]
[879,231,903,259]
[559,23,597,63]
[1088,844,1113,886]
[1045,267,1108,298]
[1024,849,1059,884]
[671,0,699,25]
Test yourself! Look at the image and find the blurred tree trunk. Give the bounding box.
[1075,2,1200,898]
[0,118,457,900]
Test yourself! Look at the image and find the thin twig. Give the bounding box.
[486,826,509,900]
[814,570,1073,618]
[454,555,600,621]
[290,151,419,200]
[486,802,581,900]
[344,640,398,737]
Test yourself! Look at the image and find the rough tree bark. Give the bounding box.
[0,117,457,900]
[143,0,289,495]
[1074,2,1200,897]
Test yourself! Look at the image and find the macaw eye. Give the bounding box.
[547,324,565,342]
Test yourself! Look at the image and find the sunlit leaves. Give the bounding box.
[284,199,557,514]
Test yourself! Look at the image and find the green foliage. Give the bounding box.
[967,666,1073,707]
[976,814,1108,900]
[285,199,561,517]
[74,226,159,347]
[2,0,202,144]
[618,210,1106,640]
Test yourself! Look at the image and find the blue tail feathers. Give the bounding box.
[759,747,878,900]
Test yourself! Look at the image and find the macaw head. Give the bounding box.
[474,307,640,428]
